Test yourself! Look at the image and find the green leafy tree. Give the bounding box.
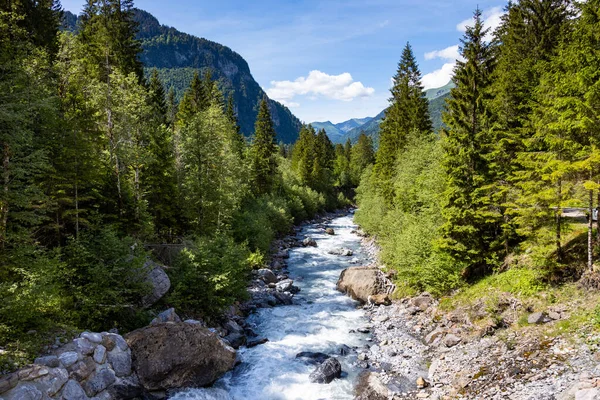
[350,132,375,185]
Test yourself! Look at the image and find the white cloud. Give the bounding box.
[457,6,504,39]
[267,70,375,104]
[424,45,461,62]
[279,100,300,108]
[421,6,505,90]
[422,62,455,90]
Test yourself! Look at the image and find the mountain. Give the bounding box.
[344,82,453,145]
[425,81,455,100]
[62,9,302,144]
[310,117,373,144]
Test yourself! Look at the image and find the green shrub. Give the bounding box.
[167,235,250,320]
[61,228,152,331]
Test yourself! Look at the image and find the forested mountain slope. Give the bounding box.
[63,9,302,143]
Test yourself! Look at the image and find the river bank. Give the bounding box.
[356,235,600,400]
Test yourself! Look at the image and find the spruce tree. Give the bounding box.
[374,42,431,203]
[250,97,278,195]
[487,0,571,256]
[148,68,167,125]
[440,8,496,277]
[291,125,317,186]
[529,0,600,267]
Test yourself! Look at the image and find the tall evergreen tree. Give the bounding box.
[250,97,278,195]
[440,9,497,277]
[529,0,600,268]
[374,42,431,203]
[487,0,572,256]
[148,68,167,125]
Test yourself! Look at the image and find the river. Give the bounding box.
[171,212,370,400]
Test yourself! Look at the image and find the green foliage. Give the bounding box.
[356,134,460,295]
[374,42,431,204]
[250,98,278,195]
[166,235,250,320]
[60,229,151,331]
[439,8,498,277]
[233,195,293,254]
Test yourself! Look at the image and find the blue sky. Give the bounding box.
[61,0,505,124]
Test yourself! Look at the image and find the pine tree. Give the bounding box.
[225,95,245,155]
[374,42,432,203]
[148,68,167,125]
[529,0,600,268]
[250,97,278,195]
[487,0,572,256]
[440,8,497,277]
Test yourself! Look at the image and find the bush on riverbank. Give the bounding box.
[356,133,462,296]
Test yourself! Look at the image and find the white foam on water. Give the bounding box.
[175,214,369,400]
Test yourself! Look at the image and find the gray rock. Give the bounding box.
[257,269,277,284]
[548,311,561,320]
[80,332,103,344]
[58,351,79,368]
[141,261,171,308]
[101,334,128,352]
[41,367,69,396]
[74,338,96,356]
[151,308,182,325]
[325,228,335,235]
[411,293,433,311]
[184,319,205,326]
[444,334,461,348]
[34,355,59,368]
[17,366,49,381]
[223,333,246,349]
[61,379,88,400]
[0,373,18,395]
[528,312,548,325]
[273,291,293,305]
[106,375,142,399]
[68,358,96,381]
[83,368,116,397]
[302,237,317,247]
[576,388,600,400]
[276,279,294,292]
[223,320,243,335]
[93,345,107,364]
[328,248,353,256]
[424,328,445,345]
[106,349,132,378]
[3,384,42,400]
[309,358,342,384]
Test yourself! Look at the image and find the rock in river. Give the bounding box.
[337,266,388,304]
[309,358,342,384]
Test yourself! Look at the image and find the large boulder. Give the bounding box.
[125,323,236,392]
[141,261,171,308]
[337,266,388,304]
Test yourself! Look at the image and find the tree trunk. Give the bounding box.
[1,143,10,247]
[556,178,562,262]
[597,186,600,248]
[589,188,594,271]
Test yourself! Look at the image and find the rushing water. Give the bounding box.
[171,212,371,400]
